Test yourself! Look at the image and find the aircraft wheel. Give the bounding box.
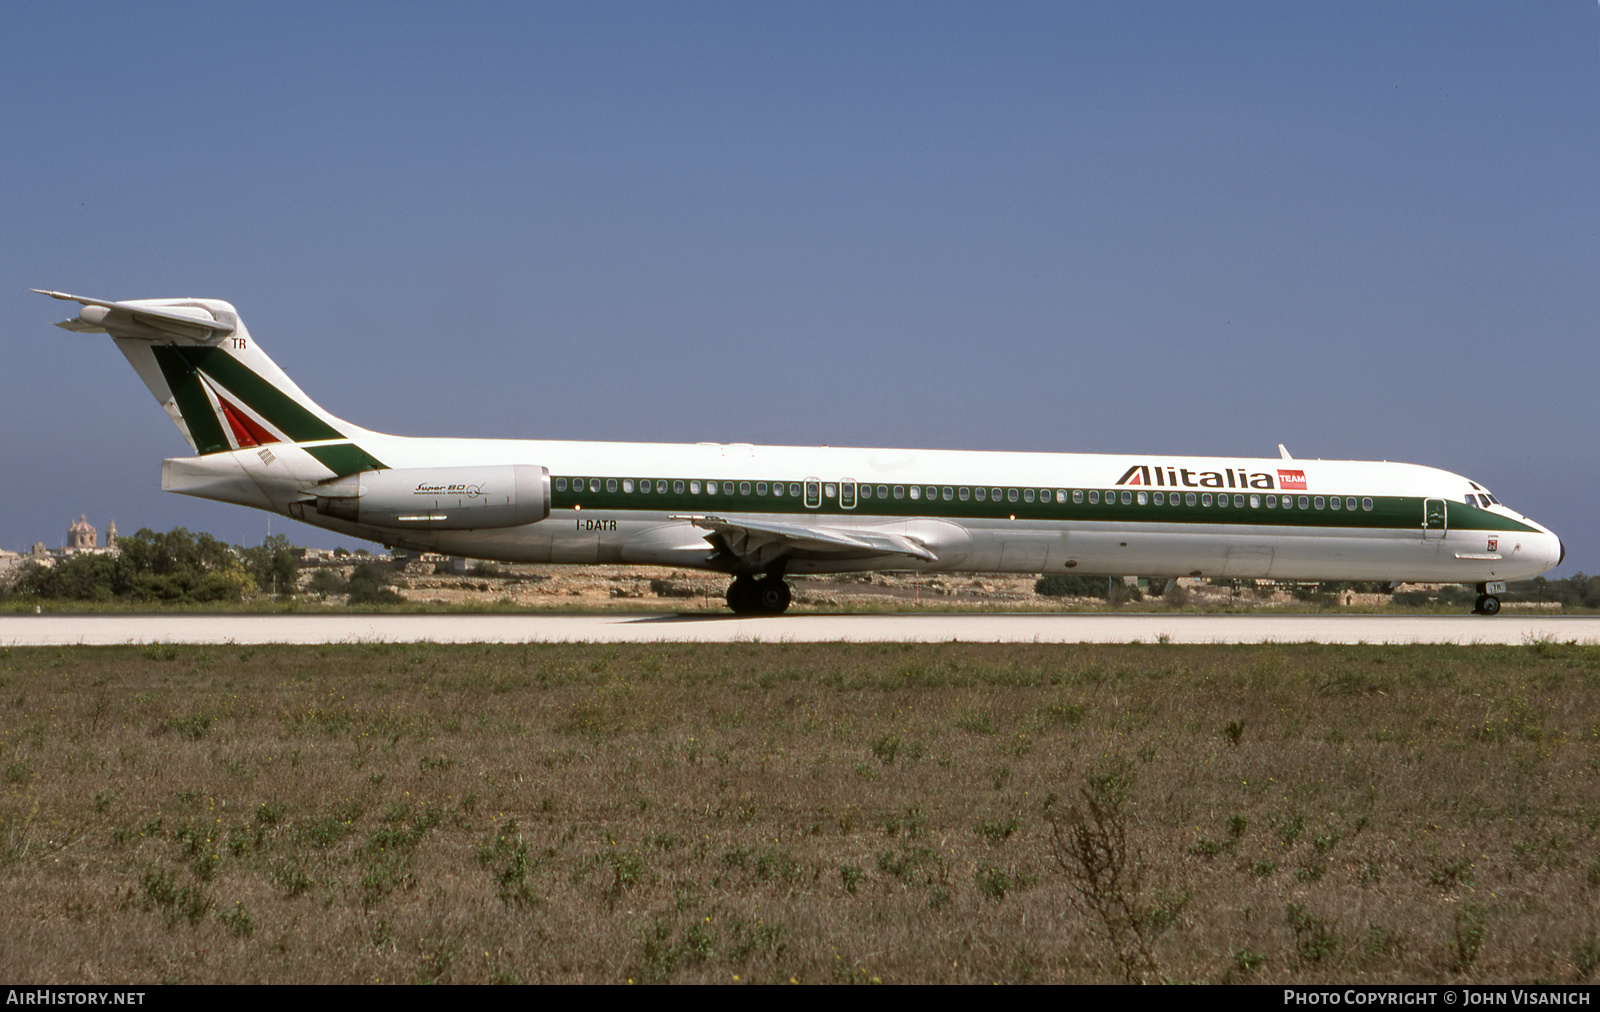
[1474,594,1501,616]
[752,577,792,615]
[726,577,759,614]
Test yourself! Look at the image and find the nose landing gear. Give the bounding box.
[1473,581,1504,616]
[726,573,793,615]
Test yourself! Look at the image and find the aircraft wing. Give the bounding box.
[672,514,939,563]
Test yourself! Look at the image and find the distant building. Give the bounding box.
[67,515,96,552]
[63,515,119,556]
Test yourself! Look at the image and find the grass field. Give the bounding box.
[4,641,1600,984]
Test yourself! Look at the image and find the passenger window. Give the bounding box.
[1345,497,1357,511]
[690,481,701,494]
[893,485,905,499]
[1072,490,1083,504]
[622,479,634,493]
[876,485,887,499]
[606,479,617,492]
[1202,493,1213,506]
[1023,489,1035,503]
[943,487,954,501]
[1216,494,1227,507]
[1232,494,1243,507]
[740,482,751,495]
[1153,492,1164,505]
[1362,497,1373,511]
[1088,490,1099,504]
[639,480,651,494]
[975,487,986,501]
[1056,490,1067,504]
[1136,491,1147,505]
[1330,496,1341,510]
[756,482,767,496]
[1249,494,1260,508]
[859,485,872,500]
[590,479,602,493]
[1186,492,1197,506]
[1299,496,1309,509]
[657,480,668,494]
[958,486,969,501]
[1314,496,1325,509]
[555,478,567,491]
[706,481,718,494]
[1266,495,1276,508]
[825,483,837,498]
[925,487,937,501]
[909,486,920,500]
[673,480,684,494]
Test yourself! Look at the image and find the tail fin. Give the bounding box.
[35,290,385,475]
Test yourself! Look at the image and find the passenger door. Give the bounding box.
[1422,499,1447,540]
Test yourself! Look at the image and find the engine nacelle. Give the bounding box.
[310,464,550,530]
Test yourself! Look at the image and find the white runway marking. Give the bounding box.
[2,613,1598,646]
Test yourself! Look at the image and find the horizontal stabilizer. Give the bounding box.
[673,514,939,563]
[33,289,236,340]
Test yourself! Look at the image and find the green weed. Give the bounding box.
[1287,903,1340,964]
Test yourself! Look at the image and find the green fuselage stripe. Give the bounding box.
[305,443,389,476]
[551,477,1537,534]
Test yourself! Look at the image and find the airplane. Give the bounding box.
[35,289,1564,616]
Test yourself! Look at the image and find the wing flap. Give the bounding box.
[673,514,939,563]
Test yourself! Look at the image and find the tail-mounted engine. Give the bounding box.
[308,464,549,530]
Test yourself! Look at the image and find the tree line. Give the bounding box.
[2,528,401,605]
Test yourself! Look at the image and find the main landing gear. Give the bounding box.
[1473,581,1504,616]
[726,574,792,615]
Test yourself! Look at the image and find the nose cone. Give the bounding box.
[1529,526,1565,577]
[1502,515,1565,579]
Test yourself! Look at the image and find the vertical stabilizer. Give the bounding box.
[35,290,377,472]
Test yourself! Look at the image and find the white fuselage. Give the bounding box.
[39,290,1561,597]
[166,431,1565,585]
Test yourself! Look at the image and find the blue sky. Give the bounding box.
[3,2,1597,574]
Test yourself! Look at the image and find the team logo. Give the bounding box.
[1487,537,1498,552]
[1277,469,1307,490]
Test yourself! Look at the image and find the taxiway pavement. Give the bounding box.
[2,612,1597,646]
